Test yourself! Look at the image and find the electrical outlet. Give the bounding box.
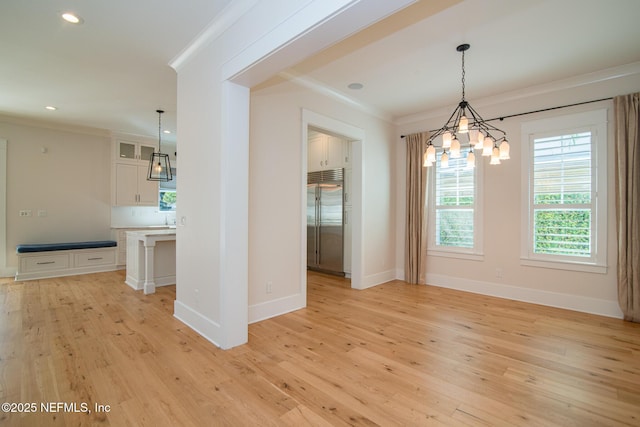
[266,281,273,294]
[19,210,32,217]
[495,268,503,279]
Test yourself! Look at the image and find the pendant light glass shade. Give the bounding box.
[147,109,173,182]
[148,152,172,181]
[458,115,468,133]
[424,144,436,166]
[450,137,461,158]
[423,150,432,167]
[490,146,501,165]
[442,131,452,149]
[466,150,476,168]
[441,151,449,168]
[482,139,493,156]
[499,139,510,160]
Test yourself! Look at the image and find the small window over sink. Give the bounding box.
[159,167,176,211]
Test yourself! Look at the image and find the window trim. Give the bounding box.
[427,153,484,260]
[520,109,607,273]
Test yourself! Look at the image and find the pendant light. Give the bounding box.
[424,44,510,168]
[147,109,173,182]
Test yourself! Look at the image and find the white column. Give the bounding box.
[143,239,156,295]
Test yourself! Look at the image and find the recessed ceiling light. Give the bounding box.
[348,82,364,90]
[61,12,83,24]
[45,106,57,111]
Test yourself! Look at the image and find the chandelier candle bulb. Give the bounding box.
[490,146,501,165]
[423,151,432,167]
[467,150,476,168]
[458,115,469,133]
[426,144,436,163]
[474,132,484,149]
[441,151,449,168]
[442,132,452,149]
[499,140,510,160]
[469,129,478,144]
[482,140,493,156]
[450,138,461,158]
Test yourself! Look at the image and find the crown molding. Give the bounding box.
[169,0,258,71]
[0,113,111,138]
[278,69,394,123]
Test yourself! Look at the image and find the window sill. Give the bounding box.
[520,257,608,274]
[427,249,484,262]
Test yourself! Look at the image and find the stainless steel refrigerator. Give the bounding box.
[307,168,344,275]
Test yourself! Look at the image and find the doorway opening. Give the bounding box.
[301,109,363,292]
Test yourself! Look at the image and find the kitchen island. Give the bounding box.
[125,229,176,294]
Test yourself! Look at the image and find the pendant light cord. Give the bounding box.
[461,49,466,101]
[157,109,164,152]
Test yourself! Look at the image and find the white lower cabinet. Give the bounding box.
[16,247,118,281]
[22,253,70,273]
[75,250,116,267]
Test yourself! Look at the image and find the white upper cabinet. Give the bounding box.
[116,140,156,164]
[114,163,158,207]
[308,132,350,172]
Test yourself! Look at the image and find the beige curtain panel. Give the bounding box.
[405,132,429,284]
[614,92,640,322]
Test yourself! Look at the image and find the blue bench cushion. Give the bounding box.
[16,240,117,254]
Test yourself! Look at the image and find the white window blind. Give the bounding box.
[533,132,592,257]
[433,156,475,249]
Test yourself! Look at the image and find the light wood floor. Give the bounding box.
[1,270,639,426]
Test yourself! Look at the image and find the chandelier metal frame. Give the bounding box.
[424,44,510,168]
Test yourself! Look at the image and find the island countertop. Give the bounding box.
[125,230,176,294]
[126,229,176,238]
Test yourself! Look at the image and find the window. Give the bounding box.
[521,109,607,272]
[428,154,482,259]
[159,167,176,211]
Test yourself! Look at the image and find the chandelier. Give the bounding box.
[147,109,173,182]
[424,44,509,168]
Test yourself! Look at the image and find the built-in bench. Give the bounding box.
[15,240,119,281]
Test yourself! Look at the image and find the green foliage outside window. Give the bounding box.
[159,190,176,211]
[534,209,590,256]
[437,209,474,248]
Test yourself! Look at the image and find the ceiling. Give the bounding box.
[0,0,233,145]
[279,0,640,122]
[1,0,640,145]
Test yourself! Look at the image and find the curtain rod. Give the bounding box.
[400,96,613,138]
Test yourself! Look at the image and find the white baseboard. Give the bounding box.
[1,267,16,278]
[358,269,396,290]
[15,264,119,281]
[126,274,174,291]
[249,293,305,324]
[173,300,223,349]
[425,273,624,319]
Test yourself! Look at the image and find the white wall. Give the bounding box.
[248,79,396,322]
[0,118,112,272]
[396,65,640,318]
[171,0,415,348]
